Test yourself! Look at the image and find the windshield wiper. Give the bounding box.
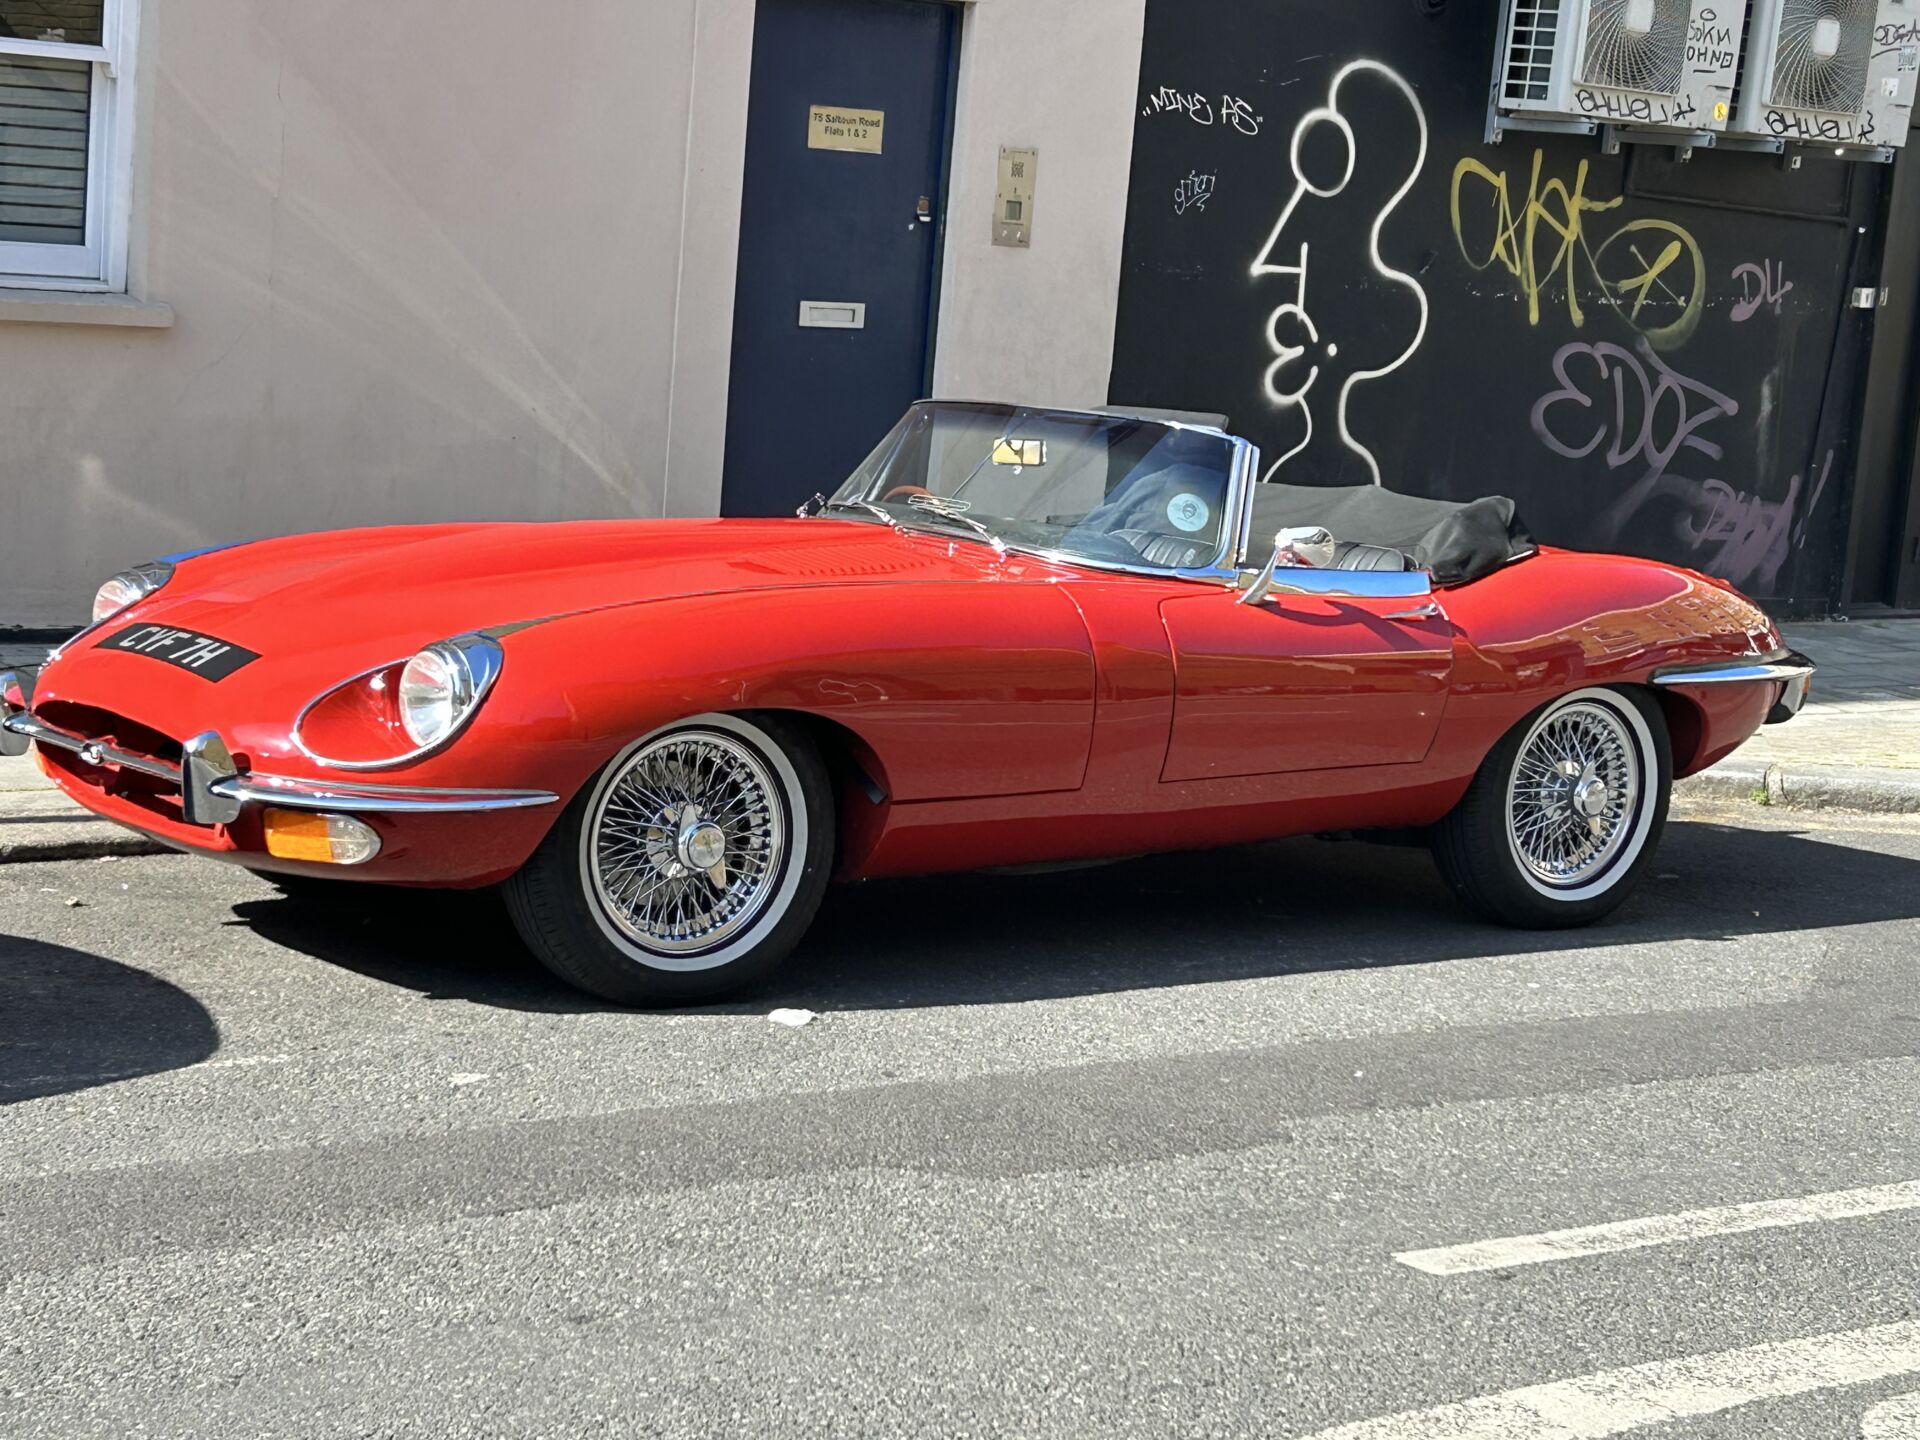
[903,495,1008,556]
[821,498,900,528]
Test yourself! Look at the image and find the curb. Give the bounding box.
[1677,761,1920,814]
[0,829,171,864]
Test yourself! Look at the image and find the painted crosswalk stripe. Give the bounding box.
[1395,1178,1920,1276]
[1298,1320,1920,1439]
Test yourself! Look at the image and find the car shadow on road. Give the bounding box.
[224,813,1920,1013]
[0,936,220,1102]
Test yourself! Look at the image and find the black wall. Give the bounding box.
[1108,0,1888,615]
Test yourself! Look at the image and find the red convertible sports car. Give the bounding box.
[2,402,1812,1004]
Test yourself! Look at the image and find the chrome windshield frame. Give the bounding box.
[820,399,1260,586]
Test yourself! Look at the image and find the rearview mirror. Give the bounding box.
[991,437,1047,468]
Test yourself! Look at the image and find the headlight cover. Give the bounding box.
[396,634,505,752]
[91,559,175,624]
[294,633,505,770]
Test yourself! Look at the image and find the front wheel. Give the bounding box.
[504,713,834,1005]
[1430,687,1670,929]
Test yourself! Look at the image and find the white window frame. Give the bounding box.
[0,0,141,291]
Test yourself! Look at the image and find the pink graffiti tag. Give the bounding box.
[1730,260,1793,322]
[1689,476,1798,589]
[1531,337,1738,488]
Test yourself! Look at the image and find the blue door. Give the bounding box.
[721,0,957,516]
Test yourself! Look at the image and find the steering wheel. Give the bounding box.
[881,485,936,504]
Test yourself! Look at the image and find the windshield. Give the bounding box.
[827,402,1239,571]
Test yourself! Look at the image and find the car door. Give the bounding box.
[1158,584,1455,782]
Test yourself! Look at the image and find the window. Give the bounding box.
[0,0,139,289]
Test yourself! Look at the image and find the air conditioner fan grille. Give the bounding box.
[1581,0,1690,95]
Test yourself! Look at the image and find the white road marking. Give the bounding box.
[1864,1392,1920,1438]
[1298,1321,1920,1439]
[1396,1179,1920,1276]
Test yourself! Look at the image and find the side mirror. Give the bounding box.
[1238,527,1433,608]
[1272,525,1337,569]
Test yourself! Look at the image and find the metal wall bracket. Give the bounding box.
[1599,124,1715,160]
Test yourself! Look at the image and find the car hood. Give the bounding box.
[104,517,1072,647]
[40,519,1085,744]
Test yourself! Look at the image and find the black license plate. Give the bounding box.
[98,623,260,681]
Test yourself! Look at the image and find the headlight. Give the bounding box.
[396,634,505,751]
[91,559,175,624]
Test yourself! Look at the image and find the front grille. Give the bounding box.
[32,700,182,766]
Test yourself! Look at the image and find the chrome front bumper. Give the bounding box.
[0,668,557,826]
[1650,649,1815,725]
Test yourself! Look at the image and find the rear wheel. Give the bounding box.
[504,713,833,1005]
[1431,687,1670,928]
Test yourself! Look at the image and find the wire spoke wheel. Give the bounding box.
[1505,699,1643,890]
[588,730,787,958]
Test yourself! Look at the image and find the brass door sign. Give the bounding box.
[994,146,1037,247]
[808,106,884,154]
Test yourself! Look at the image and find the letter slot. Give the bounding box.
[798,301,867,329]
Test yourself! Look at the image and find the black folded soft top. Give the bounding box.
[1247,482,1535,588]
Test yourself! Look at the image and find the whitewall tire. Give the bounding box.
[505,713,834,1004]
[1431,687,1670,928]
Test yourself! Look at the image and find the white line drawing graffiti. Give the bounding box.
[1249,61,1429,485]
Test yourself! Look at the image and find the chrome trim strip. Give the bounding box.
[220,774,558,815]
[1650,650,1815,686]
[0,710,557,818]
[1243,563,1435,604]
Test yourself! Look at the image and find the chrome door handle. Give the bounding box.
[1384,601,1443,621]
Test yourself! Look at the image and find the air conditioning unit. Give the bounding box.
[1493,0,1747,135]
[1728,0,1918,152]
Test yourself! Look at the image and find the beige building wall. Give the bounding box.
[0,0,1144,627]
[933,0,1147,408]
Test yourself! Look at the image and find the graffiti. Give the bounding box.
[1875,19,1920,49]
[1530,339,1827,590]
[1688,477,1798,590]
[1532,338,1738,485]
[1143,87,1214,124]
[1688,450,1830,590]
[1731,260,1793,322]
[1766,107,1876,144]
[1220,95,1262,136]
[1688,8,1739,70]
[1248,59,1428,484]
[1573,86,1697,127]
[1450,151,1707,350]
[1141,88,1262,135]
[1173,170,1216,215]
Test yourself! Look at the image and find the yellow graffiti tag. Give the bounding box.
[1449,151,1705,351]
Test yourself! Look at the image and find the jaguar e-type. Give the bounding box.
[0,402,1813,1003]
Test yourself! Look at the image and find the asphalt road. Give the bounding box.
[4,801,1920,1439]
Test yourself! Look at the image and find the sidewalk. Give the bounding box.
[1676,617,1920,812]
[0,620,1916,864]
